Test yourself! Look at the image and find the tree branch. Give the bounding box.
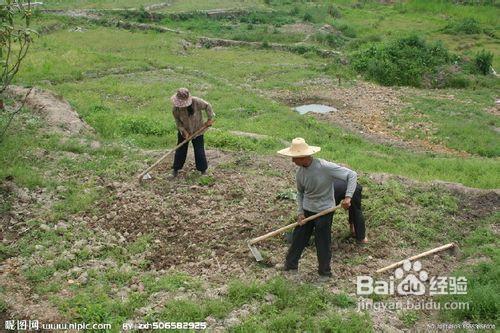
[0,86,33,142]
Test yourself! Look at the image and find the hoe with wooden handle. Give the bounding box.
[376,243,457,274]
[248,203,342,262]
[138,125,209,182]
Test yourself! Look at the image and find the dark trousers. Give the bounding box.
[333,180,366,241]
[285,210,334,276]
[173,131,208,172]
[284,181,367,275]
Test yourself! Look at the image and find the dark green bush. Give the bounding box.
[446,74,470,88]
[474,49,493,75]
[421,64,472,89]
[328,5,342,18]
[239,11,294,26]
[333,22,357,38]
[303,12,313,22]
[289,6,300,16]
[288,44,316,55]
[352,35,452,87]
[443,17,482,34]
[121,6,153,23]
[346,34,382,50]
[314,32,347,48]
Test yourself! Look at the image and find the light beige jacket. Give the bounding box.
[172,97,214,137]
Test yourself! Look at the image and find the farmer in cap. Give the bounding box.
[171,88,215,177]
[278,138,367,280]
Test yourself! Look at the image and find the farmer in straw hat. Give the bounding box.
[278,138,367,280]
[171,88,214,177]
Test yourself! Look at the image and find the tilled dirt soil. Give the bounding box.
[78,149,498,285]
[2,147,498,330]
[86,150,314,280]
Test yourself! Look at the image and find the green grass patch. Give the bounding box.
[437,212,499,325]
[60,287,149,333]
[398,310,419,328]
[395,90,499,157]
[438,258,500,326]
[43,0,159,10]
[153,299,233,322]
[227,277,364,332]
[127,234,152,255]
[24,265,57,284]
[142,272,201,293]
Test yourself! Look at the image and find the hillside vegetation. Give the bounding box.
[1,1,499,332]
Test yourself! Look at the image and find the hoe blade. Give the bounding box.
[247,242,263,262]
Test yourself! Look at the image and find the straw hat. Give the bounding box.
[277,138,321,157]
[171,87,193,108]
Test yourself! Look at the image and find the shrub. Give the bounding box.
[303,12,313,22]
[474,49,493,75]
[122,6,151,23]
[421,64,471,89]
[352,35,452,87]
[334,22,356,38]
[346,34,382,50]
[446,73,471,88]
[328,5,342,18]
[239,11,293,26]
[443,17,482,35]
[289,6,300,16]
[314,32,346,48]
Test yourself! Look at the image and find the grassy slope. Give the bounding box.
[1,1,499,331]
[96,0,500,158]
[43,0,160,10]
[44,0,268,11]
[14,24,499,188]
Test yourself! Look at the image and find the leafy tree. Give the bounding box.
[1,0,35,93]
[0,0,36,141]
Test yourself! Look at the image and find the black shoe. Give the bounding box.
[172,169,179,178]
[200,170,207,175]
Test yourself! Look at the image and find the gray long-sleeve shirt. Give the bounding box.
[296,158,357,214]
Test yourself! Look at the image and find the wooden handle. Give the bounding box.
[376,243,456,274]
[137,125,209,181]
[249,204,342,245]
